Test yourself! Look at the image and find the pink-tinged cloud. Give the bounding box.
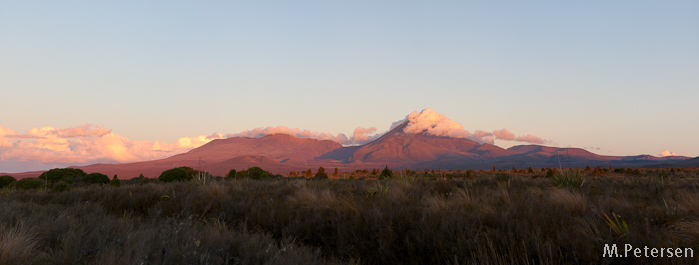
[0,124,224,164]
[228,125,383,145]
[229,126,351,145]
[493,128,548,144]
[351,127,380,144]
[515,134,546,144]
[0,126,17,147]
[493,129,516,141]
[659,150,678,157]
[403,108,471,138]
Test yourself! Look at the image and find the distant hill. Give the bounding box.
[4,114,695,179]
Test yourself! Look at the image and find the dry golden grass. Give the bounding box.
[549,188,588,213]
[669,221,699,243]
[0,224,38,265]
[1,169,699,264]
[201,180,228,199]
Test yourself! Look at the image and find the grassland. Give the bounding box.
[1,167,698,264]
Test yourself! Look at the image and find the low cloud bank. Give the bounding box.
[1,108,551,171]
[659,150,678,157]
[0,124,224,165]
[226,125,381,145]
[400,109,548,145]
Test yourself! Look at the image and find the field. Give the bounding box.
[1,168,699,264]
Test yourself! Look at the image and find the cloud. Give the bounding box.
[389,119,407,130]
[493,128,548,144]
[403,108,471,138]
[228,125,382,145]
[514,134,546,144]
[493,129,516,141]
[398,109,547,145]
[0,126,17,147]
[0,124,224,164]
[350,127,380,144]
[659,150,678,157]
[228,126,351,145]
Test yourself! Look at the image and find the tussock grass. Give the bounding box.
[0,169,698,264]
[550,188,588,213]
[0,224,39,265]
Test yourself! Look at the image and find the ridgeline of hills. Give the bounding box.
[5,119,696,179]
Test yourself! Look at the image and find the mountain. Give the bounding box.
[319,121,480,166]
[4,110,696,179]
[6,134,342,179]
[167,134,342,165]
[312,120,693,170]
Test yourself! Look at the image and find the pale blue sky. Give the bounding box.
[1,1,698,163]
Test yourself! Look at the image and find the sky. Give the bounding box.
[1,1,698,173]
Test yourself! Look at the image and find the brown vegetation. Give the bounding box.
[0,167,698,264]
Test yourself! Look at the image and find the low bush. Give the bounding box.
[0,175,16,188]
[83,173,110,185]
[38,168,86,183]
[158,167,193,182]
[13,178,44,190]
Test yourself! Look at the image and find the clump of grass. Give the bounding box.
[366,181,389,197]
[550,170,586,189]
[603,212,629,238]
[0,224,39,264]
[669,221,699,243]
[550,189,587,213]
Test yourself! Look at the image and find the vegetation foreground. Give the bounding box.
[1,167,699,265]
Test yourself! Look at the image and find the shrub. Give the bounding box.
[14,178,44,190]
[247,166,266,180]
[0,175,16,188]
[51,181,70,192]
[38,168,87,183]
[158,167,193,182]
[380,166,393,179]
[495,172,511,182]
[226,169,238,179]
[315,167,328,179]
[83,173,110,185]
[466,170,474,179]
[139,177,151,186]
[551,170,586,189]
[110,175,121,187]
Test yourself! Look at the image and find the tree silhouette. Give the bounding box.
[227,169,238,179]
[110,175,121,187]
[380,166,393,179]
[315,166,328,179]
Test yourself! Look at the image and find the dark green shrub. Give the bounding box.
[158,167,193,182]
[247,166,267,179]
[52,181,70,192]
[315,166,328,179]
[110,175,121,187]
[139,178,151,186]
[14,177,44,190]
[495,172,511,182]
[466,170,474,179]
[0,175,16,188]
[226,169,238,179]
[39,168,87,183]
[380,166,393,179]
[83,173,110,185]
